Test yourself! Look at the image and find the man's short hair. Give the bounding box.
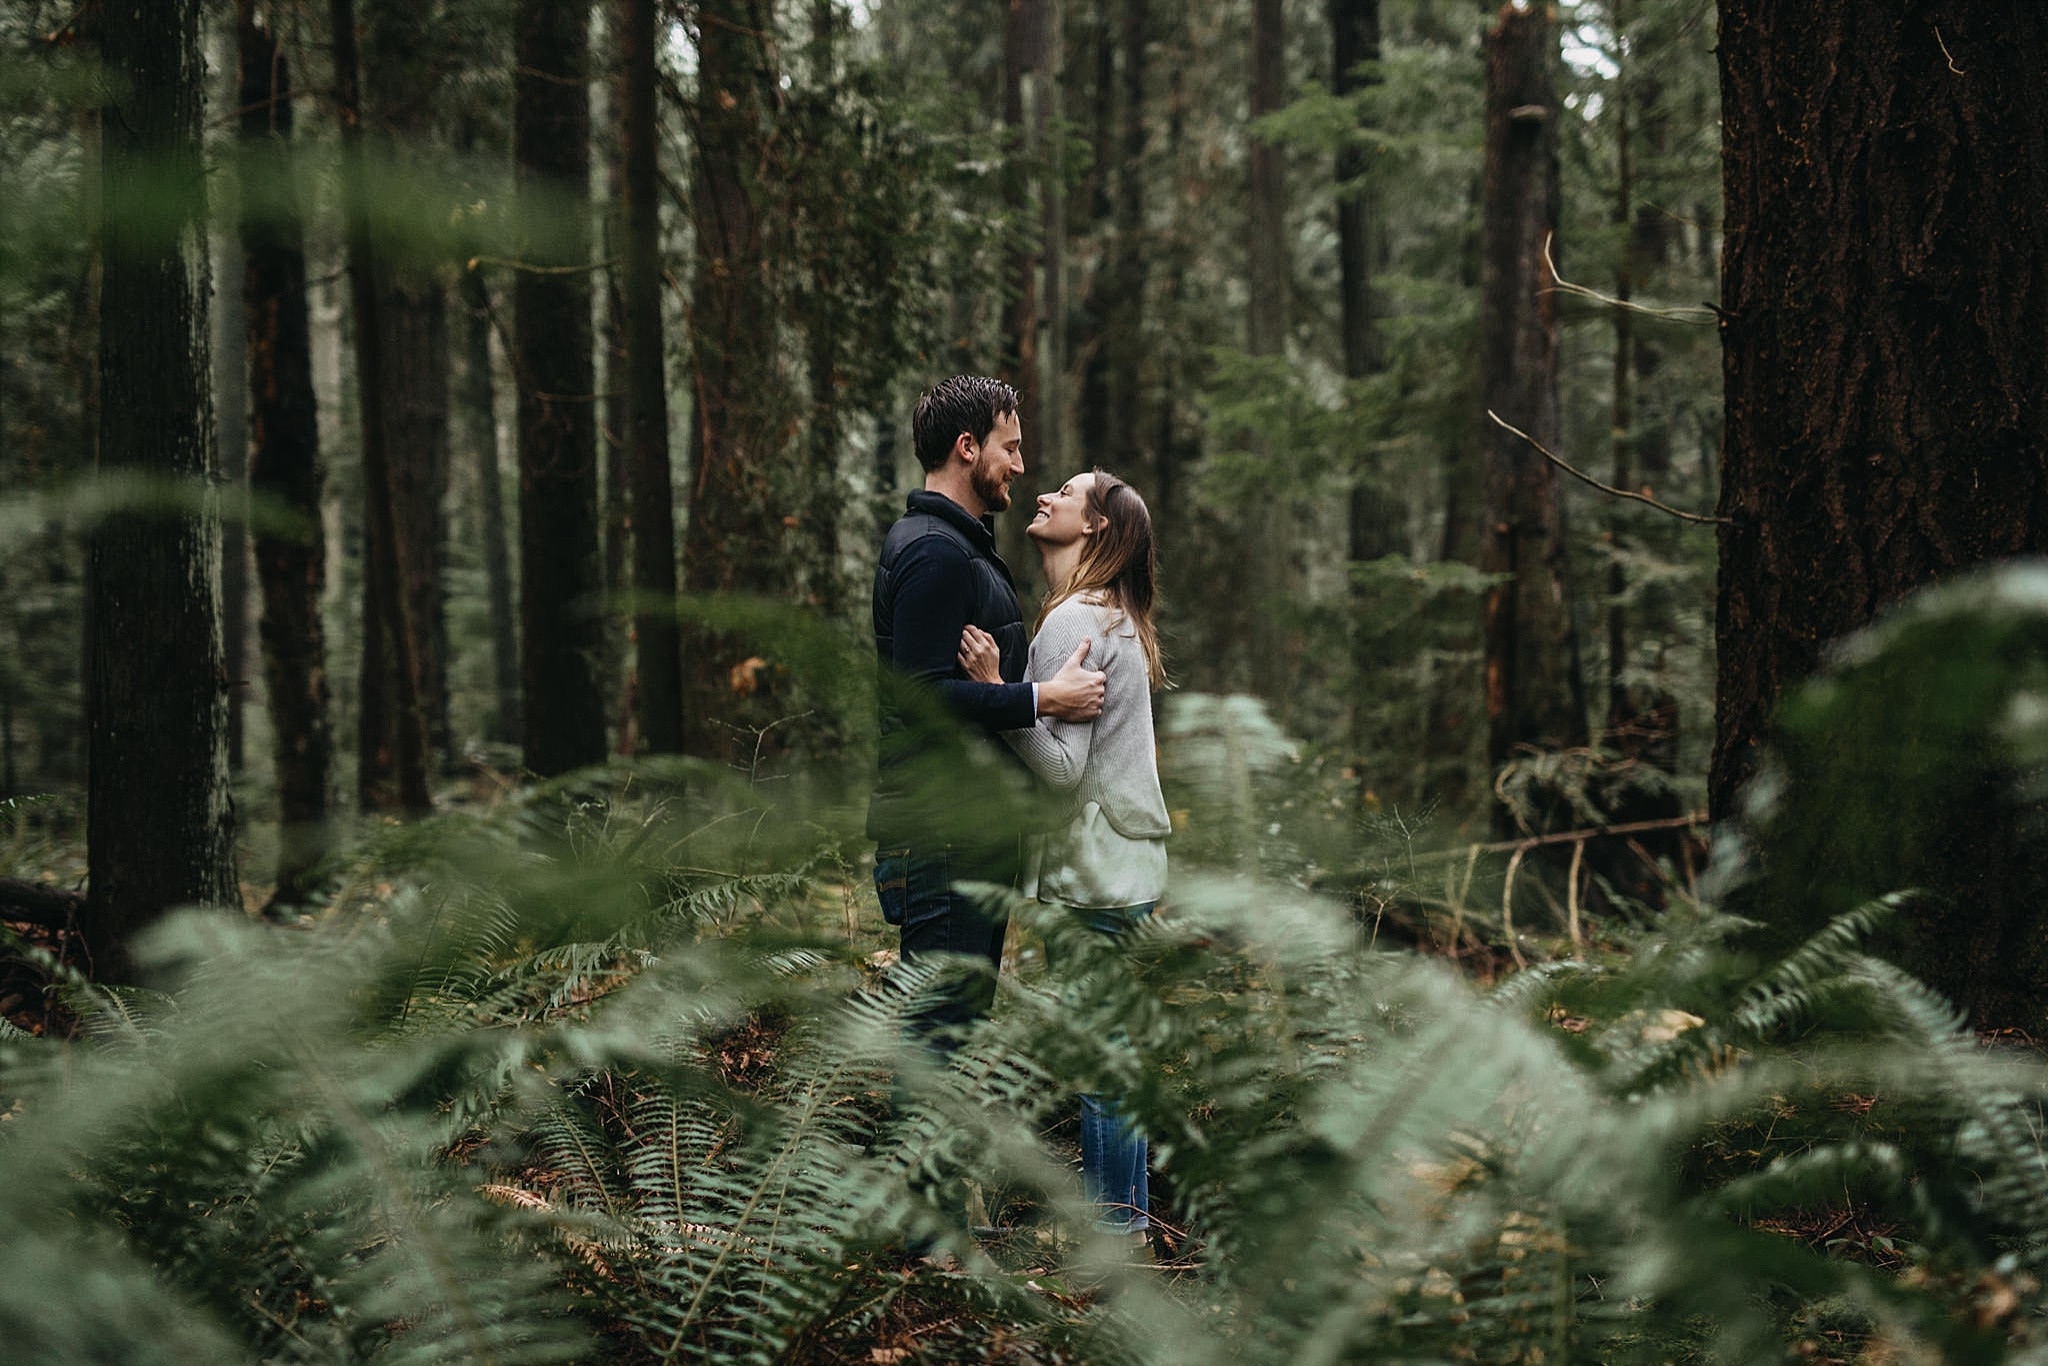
[911,375,1019,473]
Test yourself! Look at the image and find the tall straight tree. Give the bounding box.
[360,0,455,781]
[620,0,681,755]
[998,0,1060,584]
[679,0,780,759]
[1478,1,1584,832]
[332,0,431,814]
[212,30,249,778]
[1332,0,1389,776]
[514,0,607,777]
[1712,3,2048,819]
[454,114,521,750]
[240,10,334,908]
[459,259,522,748]
[87,0,236,976]
[1076,0,1150,481]
[1244,0,1290,697]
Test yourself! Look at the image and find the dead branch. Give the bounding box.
[1487,410,1730,525]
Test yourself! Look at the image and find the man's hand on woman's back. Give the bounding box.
[1039,638,1106,721]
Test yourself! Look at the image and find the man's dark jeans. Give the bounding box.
[874,843,1013,1058]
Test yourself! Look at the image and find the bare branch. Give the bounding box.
[1488,410,1730,525]
[1541,231,1719,325]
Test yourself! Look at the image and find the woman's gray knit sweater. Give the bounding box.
[1005,594,1169,907]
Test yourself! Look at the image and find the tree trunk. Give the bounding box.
[1331,0,1381,387]
[332,0,431,814]
[1246,0,1288,360]
[1332,0,1390,782]
[358,0,452,786]
[213,38,249,777]
[1077,0,1150,481]
[515,0,607,778]
[1245,0,1291,699]
[619,0,681,756]
[1606,26,1634,730]
[680,0,782,761]
[88,0,237,978]
[1479,2,1585,834]
[1712,3,2048,820]
[459,261,522,749]
[600,62,633,754]
[999,0,1060,588]
[240,12,334,909]
[801,0,845,623]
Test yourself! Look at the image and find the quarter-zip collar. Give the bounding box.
[908,489,1000,555]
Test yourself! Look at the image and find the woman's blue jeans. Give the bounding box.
[1075,903,1153,1235]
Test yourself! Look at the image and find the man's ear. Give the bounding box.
[952,431,978,464]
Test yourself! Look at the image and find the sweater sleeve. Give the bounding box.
[889,535,1036,731]
[1000,602,1097,790]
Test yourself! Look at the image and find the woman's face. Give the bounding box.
[1027,471,1097,548]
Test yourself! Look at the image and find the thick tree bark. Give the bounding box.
[88,0,237,978]
[515,0,607,778]
[679,0,782,760]
[240,14,334,908]
[332,0,432,814]
[621,0,682,756]
[1712,3,2048,819]
[458,262,522,748]
[1479,2,1585,833]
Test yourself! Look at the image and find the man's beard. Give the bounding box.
[970,455,1011,511]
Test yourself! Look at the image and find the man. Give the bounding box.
[869,374,1105,1052]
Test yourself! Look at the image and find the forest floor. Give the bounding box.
[0,788,2006,1365]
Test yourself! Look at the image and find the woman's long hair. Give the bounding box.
[1038,469,1170,689]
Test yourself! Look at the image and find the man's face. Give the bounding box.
[966,410,1024,514]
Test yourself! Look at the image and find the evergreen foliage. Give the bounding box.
[5,768,2048,1362]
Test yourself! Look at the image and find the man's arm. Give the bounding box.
[889,538,1035,731]
[958,619,1105,723]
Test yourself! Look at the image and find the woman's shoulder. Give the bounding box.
[1048,593,1129,632]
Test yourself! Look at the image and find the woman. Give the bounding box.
[958,468,1170,1251]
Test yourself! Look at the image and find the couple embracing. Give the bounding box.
[868,374,1169,1247]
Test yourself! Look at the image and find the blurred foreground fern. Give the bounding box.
[3,771,2048,1363]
